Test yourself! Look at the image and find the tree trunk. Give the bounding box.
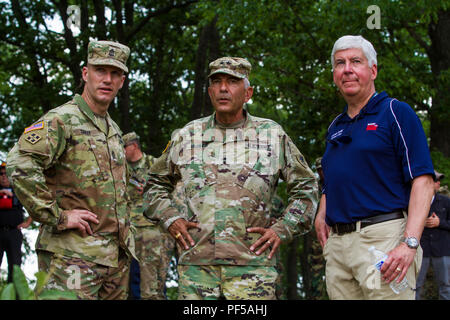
[191,16,220,120]
[428,9,450,157]
[286,238,299,299]
[300,234,312,299]
[118,77,131,134]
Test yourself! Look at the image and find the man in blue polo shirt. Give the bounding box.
[314,35,435,299]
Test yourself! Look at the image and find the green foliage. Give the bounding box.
[166,286,178,300]
[431,151,450,187]
[12,265,34,299]
[0,283,16,300]
[0,265,77,300]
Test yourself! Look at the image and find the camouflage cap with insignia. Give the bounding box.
[123,132,139,146]
[208,57,251,79]
[315,157,322,170]
[88,40,130,73]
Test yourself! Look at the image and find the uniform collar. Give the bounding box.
[129,152,147,168]
[207,108,253,129]
[74,94,117,136]
[337,91,389,124]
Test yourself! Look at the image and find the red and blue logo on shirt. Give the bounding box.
[366,123,378,131]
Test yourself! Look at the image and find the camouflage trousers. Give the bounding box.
[308,229,327,299]
[178,265,278,300]
[37,249,130,300]
[133,225,175,299]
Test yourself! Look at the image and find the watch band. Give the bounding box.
[401,236,419,249]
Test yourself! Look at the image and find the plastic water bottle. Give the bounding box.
[368,246,410,294]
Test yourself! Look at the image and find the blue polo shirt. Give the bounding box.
[322,91,434,225]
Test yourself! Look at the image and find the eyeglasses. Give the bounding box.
[0,172,6,176]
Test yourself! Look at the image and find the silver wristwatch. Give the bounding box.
[401,236,419,249]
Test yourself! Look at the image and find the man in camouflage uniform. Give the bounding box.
[309,157,326,299]
[6,41,135,300]
[123,132,175,299]
[269,194,287,300]
[144,57,318,300]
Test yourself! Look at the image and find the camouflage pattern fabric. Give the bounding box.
[177,265,277,299]
[439,185,450,197]
[309,158,326,299]
[270,194,287,300]
[144,110,319,266]
[37,249,130,300]
[270,194,285,219]
[88,40,130,73]
[134,226,175,299]
[127,152,175,299]
[307,228,327,299]
[208,57,252,79]
[6,94,136,268]
[127,153,155,227]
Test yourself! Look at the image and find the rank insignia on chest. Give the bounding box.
[25,132,42,144]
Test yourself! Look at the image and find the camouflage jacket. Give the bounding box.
[144,111,318,266]
[127,153,155,227]
[6,94,135,267]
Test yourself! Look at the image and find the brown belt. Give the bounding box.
[331,211,404,235]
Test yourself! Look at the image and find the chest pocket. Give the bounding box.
[107,135,125,171]
[65,127,111,182]
[179,162,211,199]
[236,165,274,205]
[89,137,113,182]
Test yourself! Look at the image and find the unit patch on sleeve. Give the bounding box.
[25,132,42,144]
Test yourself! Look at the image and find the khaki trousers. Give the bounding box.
[323,217,422,300]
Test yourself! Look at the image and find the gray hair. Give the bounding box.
[208,77,251,88]
[331,35,377,70]
[243,78,251,89]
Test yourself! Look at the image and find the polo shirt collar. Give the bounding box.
[337,91,389,124]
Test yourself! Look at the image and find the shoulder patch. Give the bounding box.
[24,132,42,144]
[24,121,45,133]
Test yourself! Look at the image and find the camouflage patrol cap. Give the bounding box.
[208,57,252,79]
[88,40,130,73]
[315,157,322,170]
[123,132,139,146]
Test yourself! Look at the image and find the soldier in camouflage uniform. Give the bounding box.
[144,57,318,300]
[269,194,287,300]
[6,41,136,300]
[123,132,175,299]
[309,157,326,299]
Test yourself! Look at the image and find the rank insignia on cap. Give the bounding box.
[24,121,44,133]
[25,132,42,144]
[109,49,115,57]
